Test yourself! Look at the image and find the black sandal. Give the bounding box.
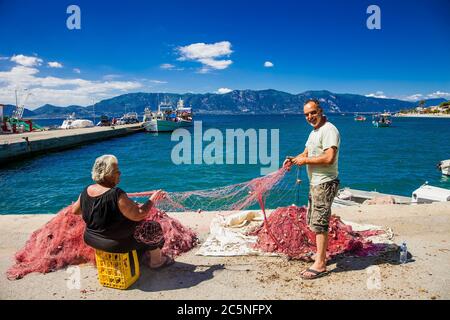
[300,268,329,280]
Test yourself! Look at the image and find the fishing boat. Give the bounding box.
[142,107,153,123]
[143,98,193,133]
[354,114,366,121]
[372,112,391,127]
[96,115,112,126]
[437,159,450,176]
[175,98,193,124]
[116,112,139,125]
[60,113,94,129]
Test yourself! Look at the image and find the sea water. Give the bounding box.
[0,114,449,214]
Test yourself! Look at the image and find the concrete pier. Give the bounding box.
[0,123,144,165]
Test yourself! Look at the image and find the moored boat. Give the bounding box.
[437,159,450,176]
[143,98,193,133]
[372,113,391,127]
[60,113,94,129]
[116,112,139,125]
[411,183,450,204]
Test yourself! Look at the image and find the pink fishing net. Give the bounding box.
[127,167,289,212]
[7,204,198,280]
[134,207,198,257]
[7,166,384,280]
[6,206,93,280]
[251,205,385,260]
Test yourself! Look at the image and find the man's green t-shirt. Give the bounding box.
[305,121,340,186]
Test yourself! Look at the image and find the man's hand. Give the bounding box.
[292,155,308,166]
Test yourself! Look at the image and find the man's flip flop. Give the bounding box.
[300,268,329,280]
[150,256,175,270]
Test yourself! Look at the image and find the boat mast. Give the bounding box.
[92,98,96,125]
[157,93,160,113]
[12,89,31,120]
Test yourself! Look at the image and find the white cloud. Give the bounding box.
[48,61,63,68]
[365,91,387,99]
[0,56,9,60]
[0,65,142,108]
[198,58,232,70]
[149,80,168,84]
[10,54,43,67]
[427,91,450,99]
[160,63,175,70]
[216,87,232,94]
[177,41,233,73]
[264,61,274,68]
[404,93,424,101]
[401,91,450,101]
[73,68,81,74]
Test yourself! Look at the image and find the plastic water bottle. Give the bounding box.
[399,242,408,264]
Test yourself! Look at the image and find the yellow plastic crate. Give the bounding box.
[95,249,140,290]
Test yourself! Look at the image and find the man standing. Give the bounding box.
[283,99,340,279]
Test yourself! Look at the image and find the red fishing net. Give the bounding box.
[134,207,198,257]
[251,205,385,260]
[6,206,93,280]
[7,204,198,280]
[127,167,289,212]
[7,167,384,280]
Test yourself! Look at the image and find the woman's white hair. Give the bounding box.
[91,154,118,183]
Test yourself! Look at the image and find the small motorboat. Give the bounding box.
[437,159,450,176]
[372,113,391,127]
[60,113,94,129]
[411,183,450,204]
[333,188,411,207]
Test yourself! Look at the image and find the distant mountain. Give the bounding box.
[86,90,446,115]
[2,90,448,118]
[420,98,447,107]
[1,104,36,117]
[30,104,91,118]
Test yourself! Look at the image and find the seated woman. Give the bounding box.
[72,154,173,269]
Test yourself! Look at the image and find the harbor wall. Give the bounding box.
[0,124,144,165]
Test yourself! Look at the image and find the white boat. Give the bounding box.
[372,113,392,127]
[437,159,450,176]
[142,107,153,123]
[411,183,450,204]
[333,187,411,207]
[143,98,193,133]
[175,98,193,124]
[60,113,94,129]
[116,112,139,125]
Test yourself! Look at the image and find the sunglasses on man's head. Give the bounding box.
[304,110,319,117]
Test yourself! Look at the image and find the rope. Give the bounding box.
[295,166,303,206]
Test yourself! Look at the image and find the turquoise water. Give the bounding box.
[1,115,449,214]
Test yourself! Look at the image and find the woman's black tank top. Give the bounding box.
[80,186,137,248]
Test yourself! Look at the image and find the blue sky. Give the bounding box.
[0,0,449,108]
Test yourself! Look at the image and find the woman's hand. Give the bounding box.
[150,189,167,204]
[282,158,293,171]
